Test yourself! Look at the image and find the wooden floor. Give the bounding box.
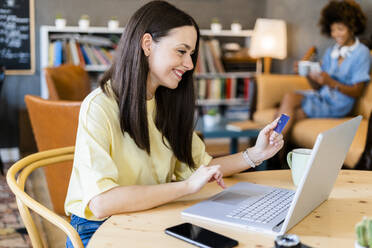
[0,163,31,248]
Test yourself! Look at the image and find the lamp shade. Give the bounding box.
[249,18,287,59]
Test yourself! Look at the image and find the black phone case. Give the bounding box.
[165,223,238,248]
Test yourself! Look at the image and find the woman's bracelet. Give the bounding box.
[242,149,262,168]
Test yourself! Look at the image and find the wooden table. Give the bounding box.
[88,170,372,248]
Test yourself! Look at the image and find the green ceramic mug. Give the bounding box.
[287,148,312,187]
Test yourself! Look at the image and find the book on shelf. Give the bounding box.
[203,40,216,73]
[195,38,224,74]
[206,39,225,73]
[75,42,86,67]
[92,46,110,65]
[48,42,54,66]
[53,40,63,66]
[64,41,72,65]
[69,39,80,65]
[225,105,249,120]
[198,79,206,100]
[225,120,264,132]
[196,77,253,102]
[47,34,118,69]
[80,45,91,65]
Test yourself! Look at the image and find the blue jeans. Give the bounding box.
[66,215,105,248]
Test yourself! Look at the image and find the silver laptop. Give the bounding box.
[182,116,362,235]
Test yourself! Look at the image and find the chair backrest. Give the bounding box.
[301,46,317,61]
[25,95,81,215]
[44,64,91,101]
[6,147,83,248]
[353,79,372,119]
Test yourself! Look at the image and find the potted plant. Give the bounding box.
[356,217,372,248]
[55,14,66,29]
[203,108,221,128]
[108,16,119,30]
[210,17,222,33]
[78,14,90,29]
[231,20,242,33]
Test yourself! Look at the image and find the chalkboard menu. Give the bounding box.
[0,0,35,74]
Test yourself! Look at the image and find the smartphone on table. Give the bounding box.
[165,222,238,248]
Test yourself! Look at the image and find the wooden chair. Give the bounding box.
[44,64,91,101]
[6,146,83,248]
[25,95,81,215]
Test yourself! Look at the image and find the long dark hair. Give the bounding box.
[100,1,200,168]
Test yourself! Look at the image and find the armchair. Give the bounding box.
[253,74,372,168]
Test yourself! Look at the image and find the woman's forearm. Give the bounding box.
[306,76,322,90]
[210,153,248,177]
[89,181,191,219]
[210,147,264,177]
[211,119,283,177]
[327,78,365,98]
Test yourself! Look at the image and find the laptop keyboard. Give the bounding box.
[226,189,294,224]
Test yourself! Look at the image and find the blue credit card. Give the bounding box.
[274,114,290,133]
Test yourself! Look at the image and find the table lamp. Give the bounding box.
[249,18,287,74]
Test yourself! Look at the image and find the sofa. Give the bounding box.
[253,74,372,168]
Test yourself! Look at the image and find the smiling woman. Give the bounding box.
[63,1,284,247]
[145,26,197,93]
[98,0,201,167]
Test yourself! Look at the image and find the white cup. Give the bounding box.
[298,61,311,76]
[309,62,321,74]
[287,148,312,187]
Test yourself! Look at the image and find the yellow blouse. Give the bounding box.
[65,85,212,220]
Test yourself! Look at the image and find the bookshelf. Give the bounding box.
[40,25,123,98]
[196,30,255,121]
[40,26,255,105]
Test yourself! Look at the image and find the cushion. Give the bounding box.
[253,108,277,125]
[291,118,367,168]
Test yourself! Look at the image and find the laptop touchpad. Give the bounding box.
[212,192,249,205]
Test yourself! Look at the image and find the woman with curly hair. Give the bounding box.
[277,0,370,136]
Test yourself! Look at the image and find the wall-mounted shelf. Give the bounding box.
[195,72,255,79]
[197,98,249,106]
[200,29,252,37]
